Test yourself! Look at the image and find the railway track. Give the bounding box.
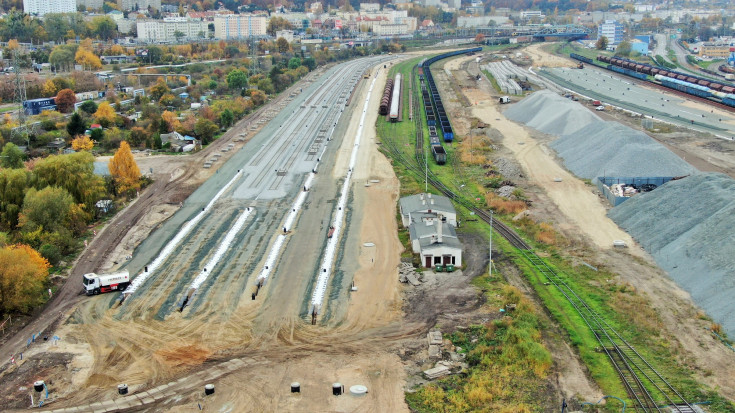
[392,63,695,411]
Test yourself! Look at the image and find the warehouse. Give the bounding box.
[399,193,457,227]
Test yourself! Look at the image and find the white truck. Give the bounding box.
[499,96,511,104]
[82,270,130,295]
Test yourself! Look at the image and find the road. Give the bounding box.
[540,65,735,139]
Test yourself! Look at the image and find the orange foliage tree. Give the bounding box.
[54,88,77,113]
[93,101,117,127]
[0,244,51,314]
[108,141,141,196]
[161,110,180,132]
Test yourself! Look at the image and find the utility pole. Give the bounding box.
[11,48,28,146]
[488,210,493,278]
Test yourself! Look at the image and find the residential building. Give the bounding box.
[77,0,103,11]
[116,18,137,34]
[465,1,484,15]
[24,0,75,16]
[598,20,624,45]
[137,18,208,43]
[118,0,160,12]
[447,0,461,10]
[699,43,732,59]
[519,10,545,21]
[276,12,311,30]
[214,14,267,39]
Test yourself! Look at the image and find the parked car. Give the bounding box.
[595,105,605,111]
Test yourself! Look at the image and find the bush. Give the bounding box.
[39,243,62,266]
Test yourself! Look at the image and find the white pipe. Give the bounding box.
[310,67,381,309]
[189,208,254,290]
[124,169,245,296]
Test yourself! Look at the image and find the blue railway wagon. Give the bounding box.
[23,97,57,115]
[569,53,593,64]
[722,97,735,107]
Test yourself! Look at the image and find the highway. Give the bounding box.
[113,55,392,323]
[540,66,735,139]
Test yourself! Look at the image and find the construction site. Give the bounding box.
[1,42,735,412]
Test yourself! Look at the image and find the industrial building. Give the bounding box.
[400,193,462,269]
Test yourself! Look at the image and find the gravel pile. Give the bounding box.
[609,173,735,336]
[493,157,522,179]
[504,89,602,135]
[495,185,515,198]
[550,121,696,180]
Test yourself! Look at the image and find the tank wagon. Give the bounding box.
[379,78,394,115]
[389,73,402,122]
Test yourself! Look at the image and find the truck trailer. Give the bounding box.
[83,270,130,295]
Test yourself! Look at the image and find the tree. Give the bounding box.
[194,118,218,144]
[108,141,141,196]
[276,37,290,53]
[71,135,94,151]
[596,36,609,50]
[302,57,317,71]
[219,109,234,128]
[43,79,59,97]
[161,110,180,132]
[0,244,50,314]
[54,88,76,113]
[33,152,104,210]
[226,69,248,90]
[79,100,98,114]
[90,16,117,40]
[288,57,301,69]
[75,48,102,70]
[94,101,117,127]
[615,40,632,57]
[49,45,76,72]
[149,78,171,101]
[267,16,293,35]
[19,186,76,234]
[1,143,25,169]
[66,112,86,137]
[475,33,485,43]
[0,169,32,230]
[174,30,185,42]
[250,89,267,106]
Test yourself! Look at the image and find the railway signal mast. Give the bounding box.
[11,49,29,142]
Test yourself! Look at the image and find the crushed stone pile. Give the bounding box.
[503,89,602,135]
[550,121,696,180]
[609,173,735,336]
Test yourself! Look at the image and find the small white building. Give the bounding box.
[276,30,294,43]
[408,214,462,268]
[400,193,457,228]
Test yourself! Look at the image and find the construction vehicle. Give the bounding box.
[577,62,584,69]
[83,270,130,295]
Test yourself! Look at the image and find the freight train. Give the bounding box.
[421,47,483,143]
[569,53,735,108]
[429,125,446,165]
[379,77,394,115]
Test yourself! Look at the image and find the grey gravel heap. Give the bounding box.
[550,121,696,180]
[609,173,735,337]
[503,89,601,135]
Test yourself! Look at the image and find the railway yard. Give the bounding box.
[1,42,735,412]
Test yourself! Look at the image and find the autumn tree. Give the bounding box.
[0,244,51,314]
[596,35,609,50]
[55,88,77,113]
[276,37,290,53]
[108,141,141,196]
[161,110,180,132]
[194,118,218,145]
[1,143,25,169]
[475,33,485,43]
[93,101,117,127]
[250,89,267,106]
[149,78,171,101]
[75,48,102,70]
[71,135,94,151]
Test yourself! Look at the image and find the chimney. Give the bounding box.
[420,193,425,200]
[431,198,434,205]
[422,199,426,206]
[437,221,443,243]
[427,193,432,199]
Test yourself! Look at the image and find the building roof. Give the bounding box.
[419,233,462,251]
[400,193,456,216]
[409,220,457,242]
